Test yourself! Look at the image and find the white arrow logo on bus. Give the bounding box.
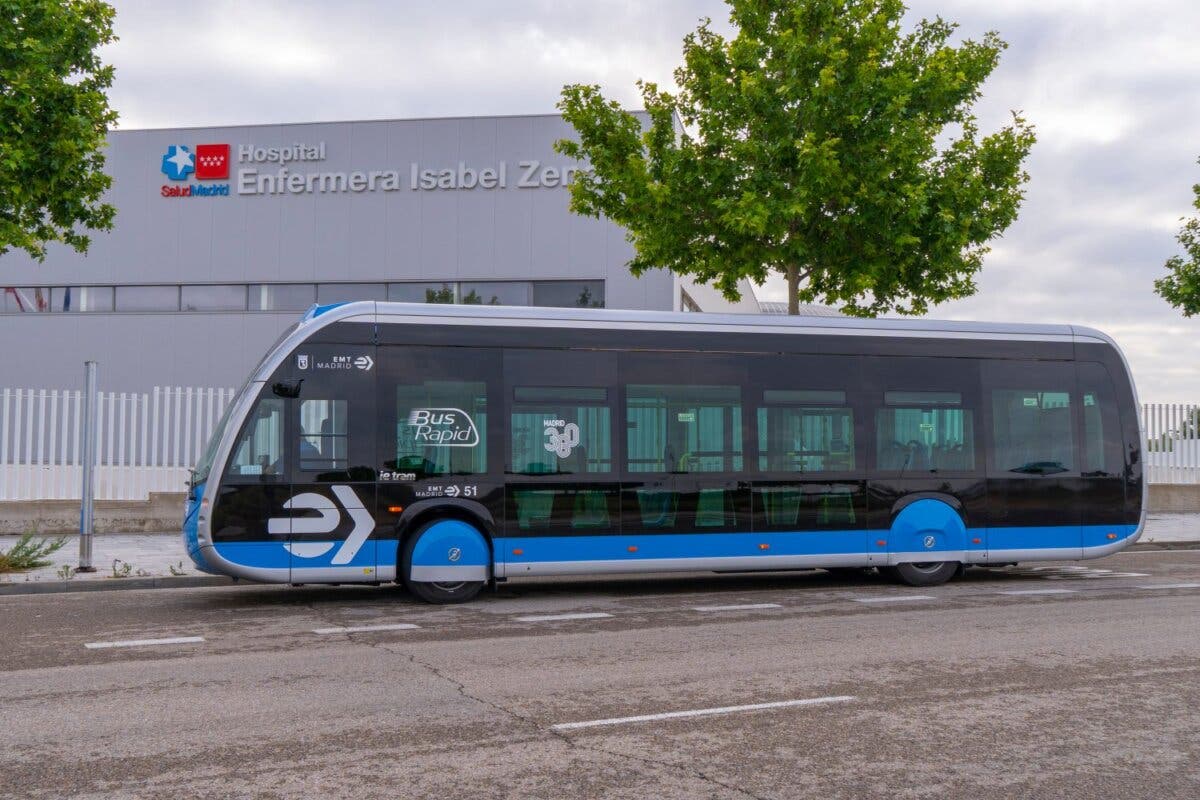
[354,355,374,371]
[267,485,373,564]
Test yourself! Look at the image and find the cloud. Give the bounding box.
[99,0,1200,401]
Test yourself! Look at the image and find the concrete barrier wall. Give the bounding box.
[1148,485,1200,513]
[5,485,1200,535]
[0,493,185,534]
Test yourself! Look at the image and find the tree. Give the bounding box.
[556,0,1036,316]
[0,0,118,261]
[1153,160,1200,316]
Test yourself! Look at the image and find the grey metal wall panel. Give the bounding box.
[0,113,722,391]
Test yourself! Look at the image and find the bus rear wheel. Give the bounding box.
[401,523,485,605]
[881,561,958,587]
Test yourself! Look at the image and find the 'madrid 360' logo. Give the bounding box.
[407,408,479,446]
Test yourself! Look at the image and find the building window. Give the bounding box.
[115,285,181,312]
[250,284,316,311]
[182,284,247,311]
[317,283,387,303]
[388,282,457,303]
[532,280,605,308]
[459,281,530,306]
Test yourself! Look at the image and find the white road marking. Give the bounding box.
[312,623,419,635]
[84,636,204,650]
[853,595,936,604]
[997,588,1077,595]
[514,612,614,623]
[1136,583,1200,590]
[551,695,855,731]
[692,603,783,612]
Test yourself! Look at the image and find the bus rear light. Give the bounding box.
[512,549,524,556]
[387,505,403,513]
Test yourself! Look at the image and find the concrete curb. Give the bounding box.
[0,575,235,596]
[1127,541,1200,552]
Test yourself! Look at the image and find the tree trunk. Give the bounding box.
[786,264,800,315]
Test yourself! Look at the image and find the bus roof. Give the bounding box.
[296,300,1113,346]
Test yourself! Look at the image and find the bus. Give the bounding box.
[184,301,1145,603]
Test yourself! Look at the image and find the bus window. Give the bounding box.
[1078,363,1123,477]
[394,380,488,477]
[299,399,348,471]
[227,397,284,477]
[626,384,742,473]
[990,390,1074,475]
[510,386,611,475]
[757,390,854,473]
[876,391,975,473]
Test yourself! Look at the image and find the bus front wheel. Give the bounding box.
[881,561,958,587]
[401,522,486,604]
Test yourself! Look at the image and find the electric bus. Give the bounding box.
[184,301,1145,603]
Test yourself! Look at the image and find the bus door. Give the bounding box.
[503,350,621,569]
[749,355,867,560]
[619,352,749,561]
[280,341,380,581]
[982,360,1083,561]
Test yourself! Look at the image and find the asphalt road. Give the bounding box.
[2,550,1199,800]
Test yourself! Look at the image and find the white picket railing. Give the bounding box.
[2,391,1198,502]
[1143,403,1200,485]
[0,387,235,502]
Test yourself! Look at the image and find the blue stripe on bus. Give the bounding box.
[497,524,1139,566]
[206,525,1138,572]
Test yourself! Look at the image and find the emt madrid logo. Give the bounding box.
[160,143,231,198]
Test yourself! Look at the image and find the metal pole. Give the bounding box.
[77,361,98,572]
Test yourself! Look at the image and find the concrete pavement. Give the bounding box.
[2,549,1200,799]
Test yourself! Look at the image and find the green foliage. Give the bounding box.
[424,284,455,304]
[556,0,1036,316]
[0,0,118,260]
[0,532,68,572]
[1154,162,1200,316]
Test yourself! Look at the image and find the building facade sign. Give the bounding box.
[159,139,582,199]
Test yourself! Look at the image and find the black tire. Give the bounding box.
[400,522,485,604]
[880,561,958,587]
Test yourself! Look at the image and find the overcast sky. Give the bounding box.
[103,0,1200,402]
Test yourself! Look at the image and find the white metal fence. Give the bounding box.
[2,390,1199,502]
[1143,403,1200,484]
[0,387,234,502]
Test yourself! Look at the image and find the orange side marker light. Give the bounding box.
[1107,532,1118,540]
[387,505,403,514]
[759,543,770,551]
[627,545,639,553]
[971,537,982,545]
[876,539,887,547]
[512,549,524,557]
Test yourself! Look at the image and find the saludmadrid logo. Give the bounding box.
[160,142,231,198]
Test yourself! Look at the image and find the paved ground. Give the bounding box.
[2,549,1199,799]
[3,512,1198,586]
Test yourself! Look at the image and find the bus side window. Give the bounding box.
[1078,362,1123,477]
[299,399,348,471]
[875,391,976,473]
[626,383,743,473]
[227,398,285,477]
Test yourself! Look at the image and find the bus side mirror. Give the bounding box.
[272,378,303,398]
